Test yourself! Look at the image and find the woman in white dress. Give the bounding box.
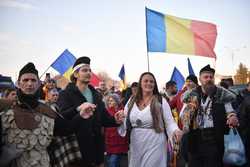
[118,72,183,167]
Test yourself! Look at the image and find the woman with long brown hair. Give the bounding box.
[118,72,182,167]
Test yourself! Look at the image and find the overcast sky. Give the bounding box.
[0,0,249,88]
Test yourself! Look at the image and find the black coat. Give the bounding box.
[57,83,117,165]
[187,86,229,157]
[239,96,250,164]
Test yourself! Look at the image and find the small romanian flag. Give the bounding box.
[146,8,217,58]
[118,64,127,90]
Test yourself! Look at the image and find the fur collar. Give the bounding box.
[183,86,236,104]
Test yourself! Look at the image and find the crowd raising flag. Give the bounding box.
[118,64,127,90]
[146,8,217,58]
[170,67,185,91]
[50,49,101,87]
[51,49,76,80]
[187,58,195,75]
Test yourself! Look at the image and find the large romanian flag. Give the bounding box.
[146,8,217,58]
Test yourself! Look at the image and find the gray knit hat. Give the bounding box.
[105,93,120,107]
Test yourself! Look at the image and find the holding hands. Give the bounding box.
[78,102,96,119]
[173,129,183,143]
[114,110,126,124]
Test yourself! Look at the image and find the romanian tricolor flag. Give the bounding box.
[118,64,127,90]
[51,49,101,86]
[51,49,76,80]
[90,72,101,87]
[146,8,217,58]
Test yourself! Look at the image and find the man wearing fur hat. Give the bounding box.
[57,56,122,167]
[180,65,239,167]
[0,63,93,167]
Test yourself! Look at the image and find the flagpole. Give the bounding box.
[146,52,150,72]
[39,51,60,79]
[145,7,150,72]
[39,65,51,79]
[39,49,68,79]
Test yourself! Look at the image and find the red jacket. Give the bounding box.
[104,107,128,154]
[169,88,187,113]
[169,88,187,129]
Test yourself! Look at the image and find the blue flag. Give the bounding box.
[118,64,125,81]
[188,58,195,75]
[170,67,185,91]
[51,49,76,75]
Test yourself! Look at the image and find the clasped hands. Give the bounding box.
[78,102,96,119]
[78,103,126,123]
[173,129,183,143]
[114,110,126,124]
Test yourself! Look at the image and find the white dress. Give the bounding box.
[118,98,178,167]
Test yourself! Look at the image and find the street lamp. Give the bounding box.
[224,45,247,74]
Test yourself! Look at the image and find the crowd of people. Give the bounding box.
[0,56,249,167]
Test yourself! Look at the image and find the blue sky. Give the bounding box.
[0,0,249,88]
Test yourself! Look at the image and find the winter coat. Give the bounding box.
[0,99,80,167]
[57,83,118,165]
[239,96,250,164]
[169,88,187,113]
[183,86,235,157]
[169,88,187,129]
[104,107,128,154]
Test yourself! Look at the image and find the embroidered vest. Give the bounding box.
[1,106,54,167]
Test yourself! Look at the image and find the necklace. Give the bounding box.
[140,96,153,109]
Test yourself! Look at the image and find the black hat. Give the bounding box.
[186,74,198,85]
[131,82,138,88]
[165,80,177,88]
[199,64,215,75]
[18,62,38,80]
[73,56,91,69]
